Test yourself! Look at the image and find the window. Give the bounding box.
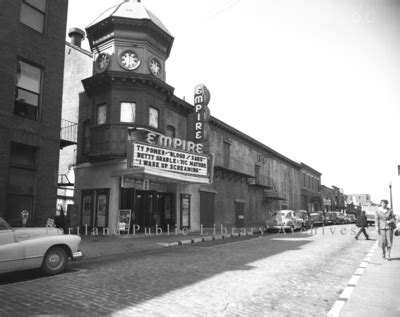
[83,120,90,154]
[20,0,46,33]
[166,125,176,138]
[120,102,135,123]
[149,107,159,128]
[223,141,231,168]
[0,218,12,231]
[14,60,42,120]
[6,143,37,222]
[255,165,260,184]
[97,104,107,125]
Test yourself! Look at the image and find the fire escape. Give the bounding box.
[58,119,77,187]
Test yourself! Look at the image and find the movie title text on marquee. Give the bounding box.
[131,142,208,177]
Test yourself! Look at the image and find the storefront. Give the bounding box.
[75,125,213,235]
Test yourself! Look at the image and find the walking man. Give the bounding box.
[355,210,370,240]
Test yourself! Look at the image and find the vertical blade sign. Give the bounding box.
[194,84,211,142]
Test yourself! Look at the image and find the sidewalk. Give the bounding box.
[331,230,400,317]
[78,228,259,259]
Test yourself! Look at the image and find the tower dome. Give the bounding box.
[87,0,171,36]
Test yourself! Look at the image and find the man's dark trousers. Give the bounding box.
[355,227,369,239]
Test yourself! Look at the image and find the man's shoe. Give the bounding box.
[355,237,358,240]
[366,237,370,240]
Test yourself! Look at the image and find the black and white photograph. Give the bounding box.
[1,0,400,315]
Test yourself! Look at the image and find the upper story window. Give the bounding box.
[83,120,90,154]
[20,0,47,33]
[166,125,176,138]
[97,104,107,125]
[149,107,159,128]
[120,102,135,123]
[15,59,42,120]
[223,140,231,168]
[255,165,260,184]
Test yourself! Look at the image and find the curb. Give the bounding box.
[327,240,378,317]
[157,231,261,248]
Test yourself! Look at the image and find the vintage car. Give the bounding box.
[324,212,336,225]
[309,211,325,227]
[332,212,346,224]
[0,217,83,275]
[294,210,311,228]
[270,210,304,231]
[344,214,357,224]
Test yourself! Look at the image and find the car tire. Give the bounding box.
[41,246,68,276]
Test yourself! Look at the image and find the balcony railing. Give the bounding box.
[60,119,77,149]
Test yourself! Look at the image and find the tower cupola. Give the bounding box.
[85,0,174,81]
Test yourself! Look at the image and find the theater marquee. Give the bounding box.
[130,142,209,177]
[127,127,213,183]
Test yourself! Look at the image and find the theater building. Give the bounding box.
[73,0,302,234]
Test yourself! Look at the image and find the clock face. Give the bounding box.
[95,53,110,73]
[119,50,141,70]
[149,58,162,77]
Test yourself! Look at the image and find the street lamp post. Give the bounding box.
[389,183,393,210]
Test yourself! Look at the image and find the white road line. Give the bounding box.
[327,241,377,317]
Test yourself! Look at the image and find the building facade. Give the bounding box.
[70,0,303,234]
[346,194,371,206]
[57,29,93,224]
[0,0,68,225]
[299,163,322,212]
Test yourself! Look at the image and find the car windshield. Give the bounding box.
[277,212,291,218]
[0,217,12,230]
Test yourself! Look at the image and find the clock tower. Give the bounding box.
[81,0,176,161]
[86,0,173,80]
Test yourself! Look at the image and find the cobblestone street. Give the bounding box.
[0,225,375,316]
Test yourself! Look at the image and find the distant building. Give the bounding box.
[346,194,371,206]
[299,163,322,212]
[320,185,345,212]
[0,0,68,225]
[57,28,93,225]
[332,186,346,211]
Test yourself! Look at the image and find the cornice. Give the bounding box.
[82,71,175,98]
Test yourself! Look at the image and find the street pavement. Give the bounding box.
[0,225,398,316]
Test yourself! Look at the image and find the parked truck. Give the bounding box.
[364,205,380,226]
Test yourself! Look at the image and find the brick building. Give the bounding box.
[67,0,313,234]
[0,0,68,225]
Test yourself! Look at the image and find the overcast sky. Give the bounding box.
[67,0,400,212]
